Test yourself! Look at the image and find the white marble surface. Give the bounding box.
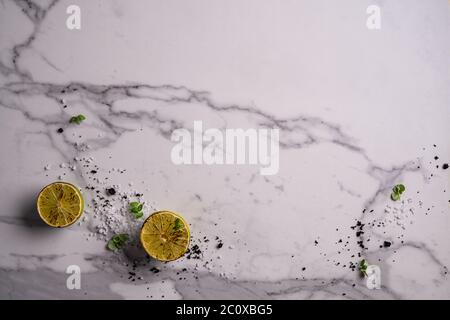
[0,0,449,299]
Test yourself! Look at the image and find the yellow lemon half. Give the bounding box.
[140,211,190,261]
[37,182,84,227]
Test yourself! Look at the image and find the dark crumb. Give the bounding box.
[383,241,391,248]
[150,267,160,274]
[216,242,223,249]
[106,188,116,196]
[186,244,202,259]
[90,170,97,174]
[302,267,306,271]
[57,128,64,133]
[434,156,439,160]
[443,163,449,170]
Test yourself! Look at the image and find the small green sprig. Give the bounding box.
[390,184,406,201]
[173,218,183,231]
[69,114,86,124]
[129,201,144,219]
[359,259,369,277]
[107,234,129,251]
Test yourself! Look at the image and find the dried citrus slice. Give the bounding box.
[140,211,190,261]
[36,182,84,227]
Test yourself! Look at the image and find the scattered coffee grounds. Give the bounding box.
[186,244,202,259]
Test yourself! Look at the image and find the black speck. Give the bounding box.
[106,188,116,196]
[150,267,160,274]
[443,163,449,170]
[57,128,64,134]
[383,241,391,248]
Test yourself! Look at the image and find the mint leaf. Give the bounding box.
[173,218,183,231]
[107,234,129,251]
[392,184,405,194]
[116,234,128,242]
[107,240,117,251]
[129,202,144,219]
[69,114,86,125]
[391,192,400,201]
[359,259,369,276]
[132,211,143,219]
[130,207,140,214]
[130,202,139,208]
[391,184,406,201]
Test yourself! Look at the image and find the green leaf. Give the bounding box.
[392,184,405,195]
[107,240,117,251]
[69,114,86,125]
[173,218,183,231]
[107,234,129,250]
[130,202,140,209]
[117,234,129,242]
[359,259,369,276]
[129,202,144,219]
[391,184,406,201]
[391,192,400,201]
[359,259,368,268]
[130,207,140,214]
